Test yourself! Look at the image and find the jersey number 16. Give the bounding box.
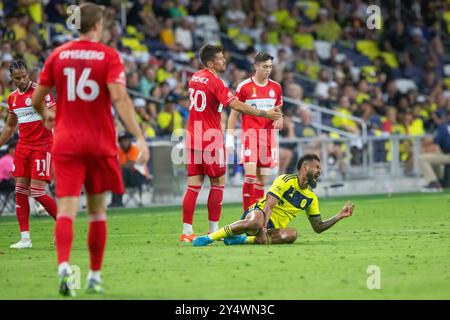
[63,68,99,102]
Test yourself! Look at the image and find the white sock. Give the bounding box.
[183,223,193,235]
[21,231,30,240]
[88,270,101,282]
[58,262,72,276]
[208,221,219,233]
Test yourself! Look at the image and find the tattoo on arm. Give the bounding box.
[308,214,341,234]
[258,110,267,118]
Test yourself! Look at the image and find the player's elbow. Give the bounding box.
[312,225,324,234]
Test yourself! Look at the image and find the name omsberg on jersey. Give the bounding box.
[8,82,55,151]
[38,39,126,156]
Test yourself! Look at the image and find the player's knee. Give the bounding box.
[245,219,264,232]
[282,230,298,244]
[254,233,267,244]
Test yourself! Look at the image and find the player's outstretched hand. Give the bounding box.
[266,107,282,121]
[136,136,150,165]
[273,117,284,129]
[339,201,355,218]
[43,108,55,129]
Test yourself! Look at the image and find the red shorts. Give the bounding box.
[54,154,124,197]
[186,148,226,178]
[240,131,278,168]
[13,146,53,182]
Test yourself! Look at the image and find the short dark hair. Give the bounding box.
[9,58,27,75]
[199,44,223,66]
[297,154,320,171]
[79,3,104,34]
[254,51,274,64]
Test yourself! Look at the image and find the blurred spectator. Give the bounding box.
[109,132,149,208]
[0,142,15,189]
[157,96,183,136]
[419,111,450,192]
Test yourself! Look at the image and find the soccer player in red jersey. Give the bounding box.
[31,3,149,296]
[227,52,283,211]
[0,59,58,249]
[181,44,282,242]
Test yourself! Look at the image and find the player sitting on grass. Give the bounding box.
[193,154,354,246]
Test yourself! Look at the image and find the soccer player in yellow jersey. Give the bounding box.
[192,154,355,246]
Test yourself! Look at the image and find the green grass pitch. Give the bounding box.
[0,192,449,299]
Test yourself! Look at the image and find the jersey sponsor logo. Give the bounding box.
[59,50,105,60]
[244,98,277,111]
[13,107,42,124]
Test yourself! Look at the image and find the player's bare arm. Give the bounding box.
[261,193,278,231]
[308,201,355,234]
[31,85,56,129]
[225,109,240,151]
[108,83,150,164]
[229,99,282,121]
[273,105,284,129]
[0,113,18,147]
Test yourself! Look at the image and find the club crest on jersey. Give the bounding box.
[25,97,32,106]
[251,87,257,98]
[269,89,275,98]
[45,95,51,102]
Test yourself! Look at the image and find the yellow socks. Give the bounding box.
[208,226,230,241]
[245,236,255,244]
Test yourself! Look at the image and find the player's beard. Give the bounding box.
[306,171,317,189]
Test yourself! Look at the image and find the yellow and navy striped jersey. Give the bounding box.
[252,174,320,229]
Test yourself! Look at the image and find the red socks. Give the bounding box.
[182,185,202,225]
[30,185,57,220]
[55,216,74,264]
[208,185,224,222]
[15,183,30,232]
[253,183,265,203]
[243,175,256,211]
[55,214,107,273]
[88,214,107,271]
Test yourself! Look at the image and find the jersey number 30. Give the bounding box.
[188,88,206,112]
[63,68,99,102]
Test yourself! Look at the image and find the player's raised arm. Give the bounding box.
[229,99,282,121]
[308,201,355,234]
[0,113,18,147]
[108,83,149,164]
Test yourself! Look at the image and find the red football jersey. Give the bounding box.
[236,77,283,132]
[8,82,55,151]
[187,68,236,150]
[38,39,126,156]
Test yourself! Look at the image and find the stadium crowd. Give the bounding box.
[0,0,449,183]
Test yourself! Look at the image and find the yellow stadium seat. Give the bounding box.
[445,78,450,90]
[121,37,143,52]
[273,10,290,25]
[380,52,399,69]
[268,31,279,45]
[356,40,380,60]
[297,1,320,21]
[293,33,314,50]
